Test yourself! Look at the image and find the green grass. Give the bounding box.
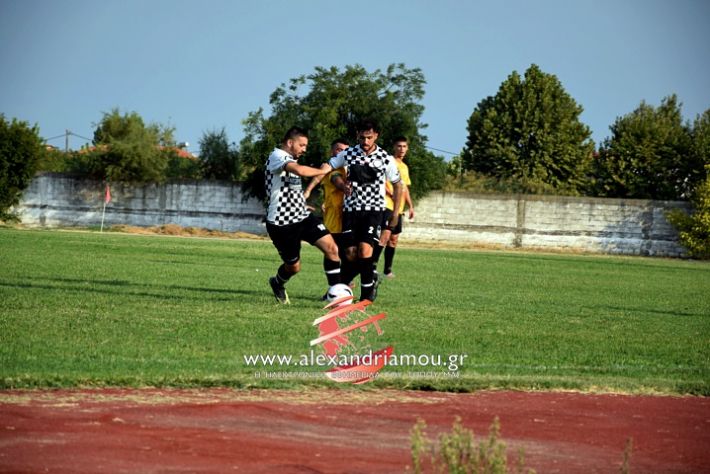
[1,227,708,394]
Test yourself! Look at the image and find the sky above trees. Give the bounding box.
[1,0,708,157]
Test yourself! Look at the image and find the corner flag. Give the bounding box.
[100,184,111,232]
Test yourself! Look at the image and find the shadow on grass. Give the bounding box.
[0,276,260,303]
[586,304,707,318]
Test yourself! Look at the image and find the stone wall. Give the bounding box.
[16,173,265,234]
[405,192,689,257]
[15,174,691,257]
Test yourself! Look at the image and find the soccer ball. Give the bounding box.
[326,283,354,305]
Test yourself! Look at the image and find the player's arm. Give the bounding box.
[283,161,328,178]
[303,173,326,199]
[404,184,415,219]
[331,172,351,196]
[389,181,404,228]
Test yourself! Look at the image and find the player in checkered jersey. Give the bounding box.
[319,119,403,302]
[265,127,341,304]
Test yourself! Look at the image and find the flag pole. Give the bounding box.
[100,200,107,232]
[100,183,111,232]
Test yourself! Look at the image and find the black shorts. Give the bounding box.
[332,232,354,256]
[381,209,403,235]
[266,213,330,265]
[342,210,382,247]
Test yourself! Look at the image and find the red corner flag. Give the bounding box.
[104,184,112,204]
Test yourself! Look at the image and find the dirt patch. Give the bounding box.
[109,224,265,240]
[1,388,708,473]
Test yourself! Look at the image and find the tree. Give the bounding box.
[462,64,595,195]
[78,108,175,182]
[666,110,710,258]
[690,109,710,176]
[239,63,446,201]
[667,165,710,259]
[594,95,701,200]
[199,128,240,180]
[0,115,44,221]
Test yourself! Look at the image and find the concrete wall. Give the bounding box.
[406,192,690,257]
[16,174,691,257]
[16,173,265,234]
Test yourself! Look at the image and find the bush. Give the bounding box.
[667,167,710,259]
[0,115,44,221]
[410,416,531,474]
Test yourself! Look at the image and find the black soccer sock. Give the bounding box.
[384,246,396,275]
[276,264,296,286]
[340,258,358,286]
[359,256,375,294]
[323,258,341,286]
[372,244,385,265]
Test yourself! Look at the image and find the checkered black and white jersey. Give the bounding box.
[328,144,401,212]
[264,148,310,226]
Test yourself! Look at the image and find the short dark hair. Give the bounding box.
[392,135,408,144]
[356,118,380,134]
[282,126,308,144]
[331,138,349,148]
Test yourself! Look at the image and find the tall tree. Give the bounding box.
[462,64,594,195]
[85,108,174,182]
[595,95,701,200]
[239,63,446,200]
[199,128,240,180]
[690,109,710,175]
[0,115,44,221]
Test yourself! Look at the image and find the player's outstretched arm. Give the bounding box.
[284,162,328,178]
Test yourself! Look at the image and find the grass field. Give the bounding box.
[1,227,708,394]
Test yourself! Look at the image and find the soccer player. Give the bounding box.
[304,138,359,288]
[373,136,415,278]
[319,119,403,302]
[264,127,341,304]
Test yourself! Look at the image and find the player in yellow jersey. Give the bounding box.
[373,136,415,278]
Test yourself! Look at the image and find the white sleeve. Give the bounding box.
[385,158,401,184]
[328,150,346,169]
[267,152,295,173]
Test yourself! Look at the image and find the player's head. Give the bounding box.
[392,135,408,159]
[282,126,308,158]
[330,138,349,157]
[356,118,379,153]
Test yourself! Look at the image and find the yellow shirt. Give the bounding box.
[385,159,411,213]
[322,167,346,233]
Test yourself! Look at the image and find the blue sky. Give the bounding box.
[1,0,708,157]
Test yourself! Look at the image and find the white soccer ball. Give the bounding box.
[326,283,354,304]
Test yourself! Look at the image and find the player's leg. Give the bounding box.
[372,209,392,273]
[303,214,341,287]
[266,222,301,304]
[357,211,382,302]
[334,233,358,286]
[340,212,360,287]
[384,214,403,277]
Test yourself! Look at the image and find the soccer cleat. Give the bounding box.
[360,285,377,303]
[269,277,290,304]
[373,271,382,289]
[384,272,395,279]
